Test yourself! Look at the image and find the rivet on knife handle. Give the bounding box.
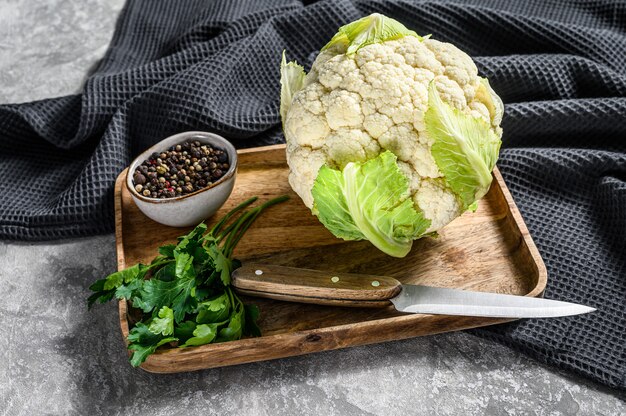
[231,263,401,308]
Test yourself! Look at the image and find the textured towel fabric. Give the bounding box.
[1,0,625,389]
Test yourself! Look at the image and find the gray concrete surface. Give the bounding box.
[0,1,624,415]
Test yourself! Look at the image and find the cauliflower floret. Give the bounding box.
[415,178,462,232]
[287,146,328,208]
[323,90,363,129]
[325,129,380,168]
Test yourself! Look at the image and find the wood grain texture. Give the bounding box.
[114,144,547,373]
[232,263,401,307]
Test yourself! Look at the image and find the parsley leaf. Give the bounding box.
[115,279,143,300]
[158,244,176,258]
[182,323,218,347]
[148,306,175,336]
[127,322,177,367]
[217,309,243,342]
[104,264,148,290]
[139,274,197,323]
[196,293,231,324]
[243,304,262,337]
[207,245,231,285]
[174,321,197,344]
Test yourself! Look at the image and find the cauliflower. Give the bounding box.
[280,13,503,257]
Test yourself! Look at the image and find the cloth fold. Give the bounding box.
[1,0,624,389]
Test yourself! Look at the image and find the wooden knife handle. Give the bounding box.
[231,263,401,308]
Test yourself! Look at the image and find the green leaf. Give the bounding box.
[174,223,207,256]
[174,252,194,279]
[87,286,115,309]
[323,13,421,55]
[425,82,501,209]
[181,323,218,347]
[130,296,152,313]
[196,293,231,324]
[137,249,198,322]
[88,278,107,293]
[311,167,364,241]
[218,310,243,342]
[127,322,177,367]
[127,322,160,345]
[207,245,232,286]
[174,321,197,344]
[103,264,148,290]
[88,264,148,309]
[153,262,176,282]
[158,244,176,258]
[128,337,176,367]
[139,269,197,323]
[280,51,307,125]
[475,77,504,126]
[115,279,143,300]
[148,306,175,336]
[192,245,209,267]
[312,151,431,258]
[243,304,261,337]
[193,286,211,302]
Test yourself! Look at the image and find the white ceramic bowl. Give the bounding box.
[126,131,237,227]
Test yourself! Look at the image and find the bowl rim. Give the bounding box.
[125,131,238,205]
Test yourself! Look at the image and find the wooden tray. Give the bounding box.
[115,144,546,373]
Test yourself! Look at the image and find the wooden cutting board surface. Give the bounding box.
[115,144,546,373]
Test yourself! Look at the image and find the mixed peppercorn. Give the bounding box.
[132,140,230,199]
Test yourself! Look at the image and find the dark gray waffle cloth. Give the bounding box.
[1,0,624,390]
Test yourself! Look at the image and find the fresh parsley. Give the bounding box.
[88,195,288,366]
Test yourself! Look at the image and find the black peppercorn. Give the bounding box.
[133,172,146,185]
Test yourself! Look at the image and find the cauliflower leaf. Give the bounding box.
[312,151,431,257]
[279,51,307,125]
[425,83,501,208]
[323,13,422,55]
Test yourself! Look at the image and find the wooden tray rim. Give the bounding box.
[115,144,547,373]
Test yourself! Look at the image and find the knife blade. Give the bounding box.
[231,263,595,318]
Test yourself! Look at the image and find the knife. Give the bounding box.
[231,263,595,318]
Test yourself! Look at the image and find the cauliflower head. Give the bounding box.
[280,13,503,257]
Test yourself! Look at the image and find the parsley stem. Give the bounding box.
[216,211,248,244]
[225,195,290,257]
[222,209,256,257]
[210,197,258,236]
